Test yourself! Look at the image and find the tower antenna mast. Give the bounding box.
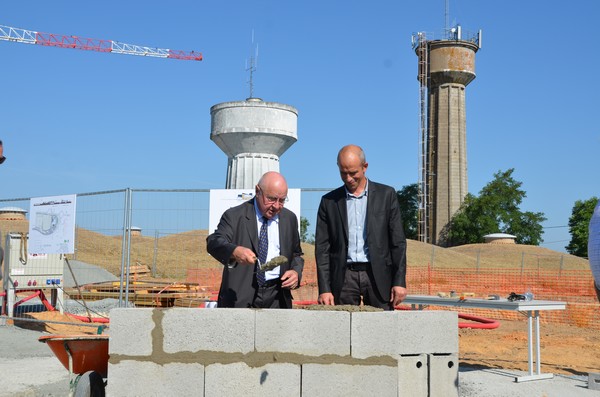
[445,0,450,37]
[246,30,258,98]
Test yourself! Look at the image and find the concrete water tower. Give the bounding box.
[414,26,481,246]
[210,98,298,189]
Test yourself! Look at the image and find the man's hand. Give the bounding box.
[231,246,257,265]
[318,292,335,305]
[390,286,408,307]
[280,270,299,289]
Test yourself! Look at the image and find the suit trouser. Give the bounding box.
[338,268,393,311]
[252,284,286,308]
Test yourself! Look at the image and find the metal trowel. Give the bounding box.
[257,255,288,272]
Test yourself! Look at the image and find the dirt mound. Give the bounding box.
[449,243,589,270]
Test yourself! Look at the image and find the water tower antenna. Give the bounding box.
[445,0,450,38]
[246,30,259,99]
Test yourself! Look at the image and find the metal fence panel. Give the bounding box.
[1,188,598,331]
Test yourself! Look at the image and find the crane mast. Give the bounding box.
[0,24,202,61]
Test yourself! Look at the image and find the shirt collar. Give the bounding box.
[254,199,279,223]
[345,179,369,199]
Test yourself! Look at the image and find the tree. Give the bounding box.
[300,216,314,244]
[445,169,546,246]
[396,183,419,240]
[566,196,599,257]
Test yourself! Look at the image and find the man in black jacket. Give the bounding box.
[315,144,407,310]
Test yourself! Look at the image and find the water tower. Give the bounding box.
[414,26,481,246]
[210,97,298,189]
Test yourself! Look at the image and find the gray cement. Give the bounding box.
[0,320,595,397]
[0,323,69,397]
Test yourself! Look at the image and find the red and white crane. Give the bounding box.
[0,24,202,61]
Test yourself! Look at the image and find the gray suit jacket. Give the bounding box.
[315,180,407,302]
[206,199,304,308]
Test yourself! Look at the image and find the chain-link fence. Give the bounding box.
[0,188,327,325]
[1,188,597,330]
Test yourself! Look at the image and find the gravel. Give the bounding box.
[63,298,134,318]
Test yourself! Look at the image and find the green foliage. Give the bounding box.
[566,196,599,257]
[300,216,314,244]
[396,183,419,240]
[445,169,546,246]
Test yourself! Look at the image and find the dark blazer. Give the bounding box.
[315,180,407,302]
[206,199,304,308]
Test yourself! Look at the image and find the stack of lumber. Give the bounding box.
[65,280,212,308]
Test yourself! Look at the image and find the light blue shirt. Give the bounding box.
[346,180,369,263]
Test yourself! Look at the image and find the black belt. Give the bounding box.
[347,262,370,271]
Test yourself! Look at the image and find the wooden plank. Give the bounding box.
[173,297,213,307]
[65,290,210,308]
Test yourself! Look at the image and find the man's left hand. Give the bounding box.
[390,286,408,307]
[280,270,299,289]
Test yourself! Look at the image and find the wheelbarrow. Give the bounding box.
[39,334,109,397]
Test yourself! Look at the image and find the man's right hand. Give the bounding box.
[318,292,335,305]
[231,246,257,265]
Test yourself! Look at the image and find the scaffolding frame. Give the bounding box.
[415,32,431,243]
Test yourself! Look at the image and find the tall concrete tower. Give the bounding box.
[414,27,481,246]
[210,97,298,189]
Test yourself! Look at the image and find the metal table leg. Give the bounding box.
[516,310,554,382]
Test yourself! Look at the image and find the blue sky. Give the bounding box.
[1,1,598,253]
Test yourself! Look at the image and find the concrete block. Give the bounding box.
[351,311,458,358]
[255,309,350,356]
[162,308,255,354]
[107,360,204,396]
[398,354,428,397]
[302,363,397,397]
[589,372,600,390]
[109,308,155,356]
[429,353,458,397]
[205,362,300,396]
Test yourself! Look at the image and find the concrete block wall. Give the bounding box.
[107,308,458,396]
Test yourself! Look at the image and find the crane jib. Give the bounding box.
[0,24,202,61]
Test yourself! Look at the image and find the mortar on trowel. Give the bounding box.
[257,255,288,273]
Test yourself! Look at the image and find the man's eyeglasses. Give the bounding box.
[258,187,288,205]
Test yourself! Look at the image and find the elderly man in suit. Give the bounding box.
[207,171,304,308]
[315,144,407,310]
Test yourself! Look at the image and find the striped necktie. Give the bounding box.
[256,217,268,286]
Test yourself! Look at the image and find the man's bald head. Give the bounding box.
[336,145,368,195]
[258,171,287,191]
[256,171,289,219]
[337,144,366,166]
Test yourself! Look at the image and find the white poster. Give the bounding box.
[208,188,301,234]
[28,194,77,254]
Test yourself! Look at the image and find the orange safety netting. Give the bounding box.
[185,260,600,329]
